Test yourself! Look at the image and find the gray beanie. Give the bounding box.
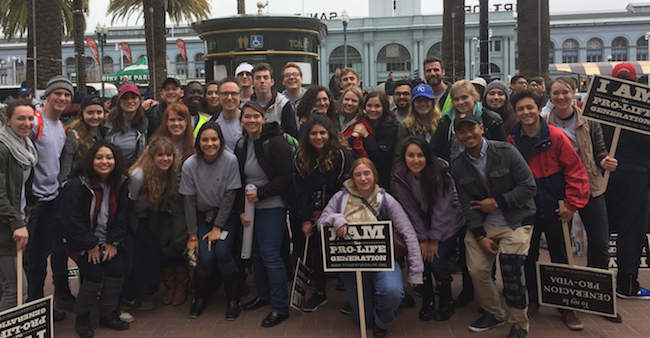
[44,75,74,97]
[482,80,510,102]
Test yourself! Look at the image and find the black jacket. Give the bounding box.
[363,117,398,192]
[145,102,168,137]
[60,175,129,252]
[234,122,294,213]
[431,106,506,161]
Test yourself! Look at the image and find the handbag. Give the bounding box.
[357,195,408,260]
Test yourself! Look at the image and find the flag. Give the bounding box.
[86,38,99,64]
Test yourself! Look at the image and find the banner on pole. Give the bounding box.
[85,38,99,64]
[321,221,394,272]
[0,296,53,338]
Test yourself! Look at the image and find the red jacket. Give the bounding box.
[506,118,589,217]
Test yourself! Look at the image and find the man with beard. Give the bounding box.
[145,77,184,136]
[209,77,242,152]
[184,81,210,136]
[424,57,452,112]
[392,80,412,123]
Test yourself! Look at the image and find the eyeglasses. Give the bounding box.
[237,72,251,77]
[394,92,411,97]
[219,91,240,97]
[283,72,301,78]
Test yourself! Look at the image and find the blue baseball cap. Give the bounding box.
[412,84,434,100]
[18,88,32,96]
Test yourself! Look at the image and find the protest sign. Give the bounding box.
[582,74,650,135]
[537,262,616,318]
[320,221,394,272]
[607,233,650,269]
[0,296,53,338]
[290,258,311,312]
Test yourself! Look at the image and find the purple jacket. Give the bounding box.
[318,186,424,285]
[392,162,465,242]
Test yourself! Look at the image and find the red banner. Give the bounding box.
[119,42,132,64]
[176,39,187,63]
[86,38,99,64]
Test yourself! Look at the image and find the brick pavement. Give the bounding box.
[50,253,650,338]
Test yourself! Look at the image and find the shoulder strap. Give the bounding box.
[35,110,44,141]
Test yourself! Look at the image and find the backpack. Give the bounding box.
[34,110,66,141]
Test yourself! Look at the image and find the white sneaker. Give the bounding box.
[119,311,135,323]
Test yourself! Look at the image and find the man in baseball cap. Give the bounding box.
[235,62,254,102]
[146,77,182,136]
[611,63,637,82]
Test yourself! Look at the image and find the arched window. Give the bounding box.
[65,57,76,79]
[549,41,555,64]
[611,37,628,62]
[637,36,649,61]
[490,63,502,80]
[562,39,579,63]
[426,42,442,59]
[122,55,131,68]
[86,56,98,82]
[175,54,187,76]
[586,38,603,62]
[103,56,114,74]
[377,43,411,72]
[328,45,362,73]
[194,53,205,78]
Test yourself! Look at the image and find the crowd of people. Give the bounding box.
[0,58,647,338]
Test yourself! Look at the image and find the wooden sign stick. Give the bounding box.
[17,249,23,306]
[356,271,367,338]
[603,126,621,185]
[559,201,575,267]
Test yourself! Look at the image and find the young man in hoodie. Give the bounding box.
[251,63,298,138]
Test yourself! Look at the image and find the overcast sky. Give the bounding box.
[85,0,629,32]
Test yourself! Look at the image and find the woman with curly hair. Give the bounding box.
[105,84,148,166]
[150,103,195,163]
[296,85,335,124]
[59,95,107,183]
[127,137,183,309]
[293,114,356,312]
[60,141,130,337]
[392,84,442,172]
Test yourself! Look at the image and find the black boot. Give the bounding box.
[98,276,129,330]
[419,272,434,321]
[433,277,455,321]
[189,274,211,318]
[221,265,241,321]
[75,312,94,338]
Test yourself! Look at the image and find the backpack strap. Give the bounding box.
[34,110,44,141]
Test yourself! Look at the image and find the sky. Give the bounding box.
[85,0,629,32]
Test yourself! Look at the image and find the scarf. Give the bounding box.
[0,125,38,169]
[342,179,380,223]
[91,180,117,230]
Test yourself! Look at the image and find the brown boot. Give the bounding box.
[172,266,190,306]
[161,267,176,305]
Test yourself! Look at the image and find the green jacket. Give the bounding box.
[0,143,32,256]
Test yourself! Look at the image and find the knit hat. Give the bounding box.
[482,80,510,102]
[44,75,74,97]
[612,63,637,81]
[80,94,103,111]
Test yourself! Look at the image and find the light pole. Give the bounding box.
[95,24,108,97]
[341,11,350,68]
[11,56,18,85]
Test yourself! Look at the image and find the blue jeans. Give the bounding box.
[196,212,239,277]
[428,235,456,281]
[252,208,289,314]
[340,263,404,330]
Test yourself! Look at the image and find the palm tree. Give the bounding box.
[73,0,88,94]
[107,0,211,99]
[0,0,81,89]
[442,0,465,83]
[517,0,550,79]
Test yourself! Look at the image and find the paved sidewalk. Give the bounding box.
[50,253,650,338]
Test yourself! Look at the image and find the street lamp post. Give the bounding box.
[341,11,350,68]
[95,24,108,97]
[11,56,19,85]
